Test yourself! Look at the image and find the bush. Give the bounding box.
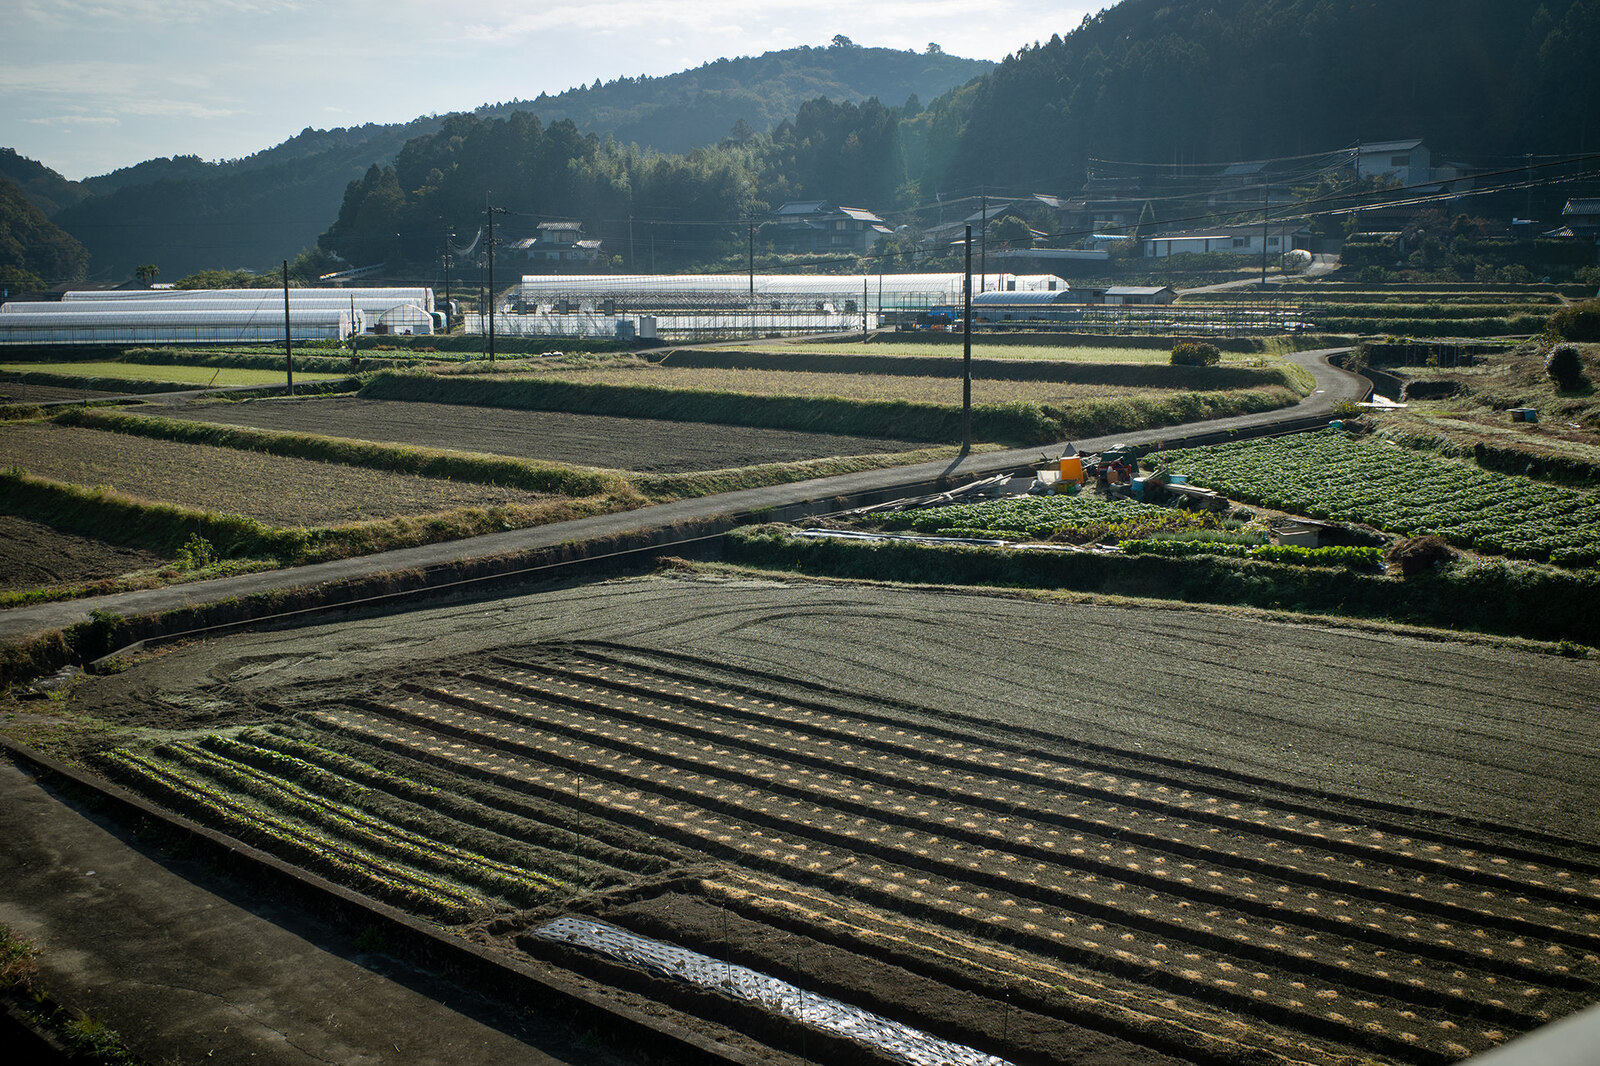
[1545,343,1587,391]
[1170,341,1221,367]
[1547,300,1600,341]
[1385,535,1455,577]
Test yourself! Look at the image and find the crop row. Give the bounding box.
[1161,430,1600,566]
[1120,539,1384,568]
[95,645,1600,1065]
[881,495,1223,543]
[98,749,481,920]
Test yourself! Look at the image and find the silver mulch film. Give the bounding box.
[535,916,1013,1066]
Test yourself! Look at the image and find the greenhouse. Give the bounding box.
[5,299,432,335]
[514,273,1067,313]
[59,287,435,314]
[0,308,362,346]
[499,272,1069,340]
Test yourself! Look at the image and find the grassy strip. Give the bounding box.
[0,367,359,394]
[55,406,625,498]
[0,560,278,610]
[723,525,1600,646]
[0,469,631,565]
[360,370,1300,447]
[0,468,310,560]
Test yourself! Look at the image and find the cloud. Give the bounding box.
[25,115,120,127]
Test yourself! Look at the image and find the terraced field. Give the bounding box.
[100,639,1600,1066]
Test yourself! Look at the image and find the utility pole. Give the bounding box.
[748,222,755,299]
[282,260,294,396]
[962,226,972,454]
[979,194,988,294]
[485,198,501,361]
[442,232,453,331]
[1261,182,1270,287]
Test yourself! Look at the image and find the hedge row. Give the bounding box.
[723,526,1599,645]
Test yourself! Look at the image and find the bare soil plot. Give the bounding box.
[0,423,553,525]
[0,515,170,591]
[0,382,121,403]
[164,397,932,473]
[68,578,1600,1066]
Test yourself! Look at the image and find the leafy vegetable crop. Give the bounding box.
[882,495,1218,543]
[1162,430,1600,567]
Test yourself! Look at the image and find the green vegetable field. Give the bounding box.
[1162,430,1600,567]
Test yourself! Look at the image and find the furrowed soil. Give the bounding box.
[161,397,932,472]
[0,382,121,402]
[0,515,170,590]
[47,574,1600,1066]
[0,423,555,524]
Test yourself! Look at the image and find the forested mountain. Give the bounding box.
[24,44,986,282]
[12,2,1600,284]
[938,0,1599,194]
[0,175,88,291]
[477,45,991,157]
[0,148,88,218]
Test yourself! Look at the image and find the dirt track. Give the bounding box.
[166,397,931,472]
[67,574,1600,1065]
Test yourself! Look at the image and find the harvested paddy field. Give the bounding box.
[0,514,170,591]
[0,381,122,403]
[164,397,932,472]
[522,364,1296,407]
[62,575,1600,1066]
[0,423,553,524]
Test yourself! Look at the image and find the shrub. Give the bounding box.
[1385,535,1455,576]
[1170,341,1221,367]
[1545,343,1587,391]
[1546,300,1600,341]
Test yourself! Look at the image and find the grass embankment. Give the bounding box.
[0,467,631,572]
[360,368,1304,447]
[0,361,351,390]
[723,525,1600,646]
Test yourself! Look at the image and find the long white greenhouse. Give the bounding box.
[60,287,435,313]
[3,299,432,336]
[0,308,362,346]
[492,272,1070,340]
[515,273,1067,312]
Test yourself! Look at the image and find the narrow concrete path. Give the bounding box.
[0,758,578,1066]
[0,347,1361,646]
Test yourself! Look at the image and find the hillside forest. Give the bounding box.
[3,0,1598,285]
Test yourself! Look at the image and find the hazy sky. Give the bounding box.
[4,0,1100,182]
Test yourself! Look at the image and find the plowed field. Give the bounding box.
[165,397,931,472]
[72,578,1600,1066]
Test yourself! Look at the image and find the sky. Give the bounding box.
[3,0,1101,182]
